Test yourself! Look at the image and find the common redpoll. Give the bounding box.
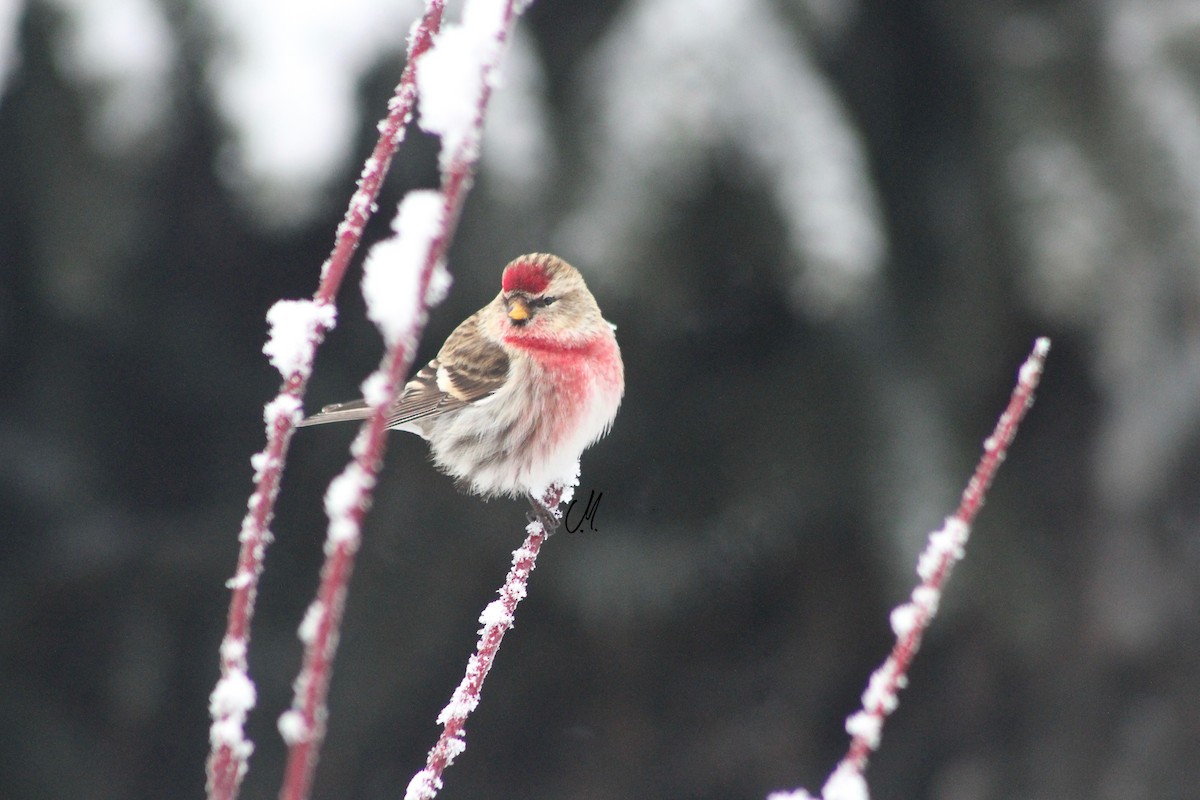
[300,253,624,524]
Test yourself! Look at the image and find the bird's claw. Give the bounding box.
[526,497,560,537]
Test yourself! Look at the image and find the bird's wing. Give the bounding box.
[387,314,510,428]
[297,312,510,430]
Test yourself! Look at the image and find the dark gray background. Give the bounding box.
[2,1,1198,798]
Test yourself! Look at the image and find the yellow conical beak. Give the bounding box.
[507,296,530,322]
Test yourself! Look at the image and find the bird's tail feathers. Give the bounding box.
[297,399,372,427]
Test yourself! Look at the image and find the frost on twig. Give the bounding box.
[769,338,1050,800]
[275,3,527,800]
[205,4,448,800]
[362,190,448,348]
[263,300,338,379]
[406,478,576,800]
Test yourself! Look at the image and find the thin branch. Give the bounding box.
[316,1,446,303]
[406,483,570,800]
[204,6,446,800]
[770,338,1050,800]
[838,338,1050,785]
[276,4,527,800]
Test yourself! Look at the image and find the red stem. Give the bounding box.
[842,338,1049,772]
[205,5,446,800]
[316,1,445,304]
[407,485,565,800]
[277,3,523,800]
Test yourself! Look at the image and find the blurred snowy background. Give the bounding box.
[2,0,1199,798]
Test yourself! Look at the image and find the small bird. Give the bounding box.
[299,253,624,529]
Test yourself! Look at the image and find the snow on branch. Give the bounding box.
[205,5,448,800]
[275,3,528,800]
[769,338,1050,800]
[406,480,574,800]
[362,190,448,348]
[263,300,338,379]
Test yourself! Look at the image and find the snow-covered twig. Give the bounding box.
[406,481,572,800]
[770,337,1050,800]
[275,4,527,800]
[205,6,446,800]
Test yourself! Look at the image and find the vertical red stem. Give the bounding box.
[276,3,525,800]
[205,5,446,800]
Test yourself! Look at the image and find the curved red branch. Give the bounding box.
[205,5,447,800]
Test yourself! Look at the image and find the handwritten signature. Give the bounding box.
[564,489,603,534]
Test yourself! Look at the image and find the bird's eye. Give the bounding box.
[540,296,557,307]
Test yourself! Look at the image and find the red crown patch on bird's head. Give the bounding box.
[502,257,552,295]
